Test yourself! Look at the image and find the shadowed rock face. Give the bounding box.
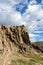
[0,25,31,65]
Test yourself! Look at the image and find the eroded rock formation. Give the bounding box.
[0,25,31,65]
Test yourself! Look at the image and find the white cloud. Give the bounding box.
[23,4,43,31]
[0,0,21,6]
[0,0,28,25]
[0,4,12,24]
[10,11,27,25]
[22,0,43,42]
[29,33,36,42]
[29,0,37,5]
[0,0,43,42]
[0,0,10,4]
[0,1,27,25]
[33,31,43,33]
[0,4,12,13]
[9,0,21,6]
[29,33,41,42]
[29,33,40,37]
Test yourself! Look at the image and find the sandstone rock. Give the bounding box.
[0,25,31,65]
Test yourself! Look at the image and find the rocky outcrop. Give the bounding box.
[0,25,31,65]
[0,25,42,65]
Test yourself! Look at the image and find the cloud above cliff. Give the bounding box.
[0,0,43,42]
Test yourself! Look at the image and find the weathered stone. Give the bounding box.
[0,25,31,65]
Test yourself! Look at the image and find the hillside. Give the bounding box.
[32,42,43,52]
[0,25,43,65]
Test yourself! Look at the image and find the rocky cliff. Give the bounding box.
[0,25,31,65]
[0,25,41,65]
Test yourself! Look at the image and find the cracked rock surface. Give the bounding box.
[0,25,31,65]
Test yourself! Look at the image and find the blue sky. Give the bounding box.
[0,0,43,42]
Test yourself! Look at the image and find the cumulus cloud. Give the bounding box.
[0,0,27,25]
[23,4,43,33]
[0,0,43,42]
[23,0,43,42]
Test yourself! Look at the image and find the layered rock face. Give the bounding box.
[0,25,31,65]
